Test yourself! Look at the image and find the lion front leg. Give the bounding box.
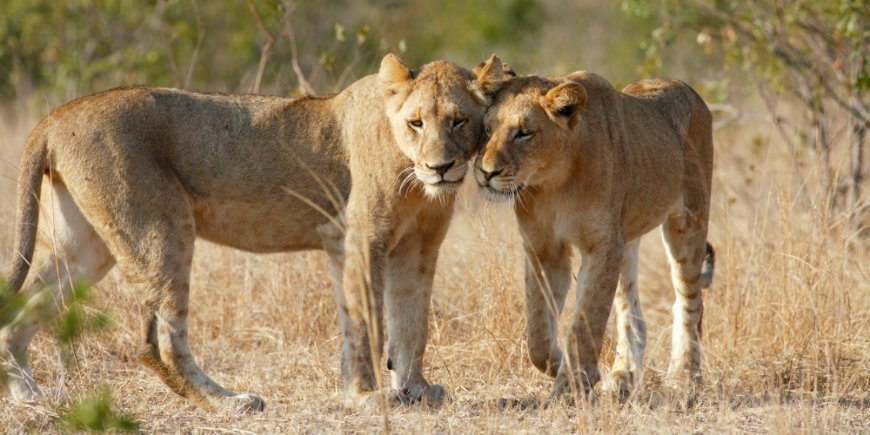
[549,236,622,405]
[522,237,572,378]
[336,201,392,411]
[384,207,452,406]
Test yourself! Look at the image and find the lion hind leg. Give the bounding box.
[2,180,115,400]
[602,238,647,398]
[64,161,267,413]
[660,202,709,387]
[133,216,265,413]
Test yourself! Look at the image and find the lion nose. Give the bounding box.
[426,160,455,176]
[479,167,503,181]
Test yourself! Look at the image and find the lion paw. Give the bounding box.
[545,374,597,408]
[222,392,266,413]
[664,368,703,387]
[662,371,702,408]
[6,370,45,402]
[601,369,637,401]
[397,383,447,407]
[343,389,392,412]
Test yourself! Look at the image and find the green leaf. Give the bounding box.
[59,387,139,432]
[334,22,346,42]
[356,24,370,45]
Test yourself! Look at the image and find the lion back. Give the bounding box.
[622,79,712,149]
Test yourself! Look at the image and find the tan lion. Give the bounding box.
[2,54,507,412]
[473,72,715,401]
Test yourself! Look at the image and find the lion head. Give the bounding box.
[379,53,508,198]
[473,76,588,200]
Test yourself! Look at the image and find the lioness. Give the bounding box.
[2,54,506,411]
[473,72,715,401]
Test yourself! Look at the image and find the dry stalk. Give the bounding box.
[247,0,275,95]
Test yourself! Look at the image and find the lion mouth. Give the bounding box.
[414,163,467,187]
[484,184,522,201]
[420,179,463,200]
[433,179,463,187]
[427,179,463,194]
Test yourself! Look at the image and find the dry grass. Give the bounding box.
[0,106,867,433]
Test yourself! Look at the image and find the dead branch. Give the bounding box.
[247,0,275,94]
[184,0,204,89]
[282,4,316,96]
[708,103,739,130]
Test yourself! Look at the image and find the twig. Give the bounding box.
[708,103,740,130]
[184,0,204,89]
[282,2,316,96]
[695,0,869,123]
[749,76,812,193]
[247,0,275,94]
[334,49,361,93]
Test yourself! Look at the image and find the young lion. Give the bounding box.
[2,54,506,412]
[473,72,715,401]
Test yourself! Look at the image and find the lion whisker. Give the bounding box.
[399,171,417,197]
[515,188,529,212]
[399,166,415,178]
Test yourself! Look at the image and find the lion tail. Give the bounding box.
[7,123,48,292]
[699,242,715,289]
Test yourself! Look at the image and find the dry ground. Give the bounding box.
[0,106,867,433]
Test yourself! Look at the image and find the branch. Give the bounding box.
[707,103,740,130]
[282,2,316,96]
[749,77,810,188]
[334,49,361,93]
[247,0,274,94]
[751,77,801,154]
[184,0,204,89]
[694,1,869,124]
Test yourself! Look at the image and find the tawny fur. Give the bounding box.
[2,54,507,412]
[474,72,715,401]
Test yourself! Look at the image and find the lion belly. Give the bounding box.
[191,196,333,252]
[621,171,683,241]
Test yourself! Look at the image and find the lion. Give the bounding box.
[472,71,715,401]
[2,53,507,412]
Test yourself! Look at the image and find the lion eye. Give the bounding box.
[484,125,491,136]
[515,129,534,141]
[408,119,424,129]
[452,118,467,129]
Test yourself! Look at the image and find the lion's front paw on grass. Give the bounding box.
[343,388,394,413]
[396,383,448,408]
[545,375,598,409]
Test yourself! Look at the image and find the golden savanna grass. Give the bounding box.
[0,98,867,433]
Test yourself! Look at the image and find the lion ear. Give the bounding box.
[471,54,505,101]
[500,63,518,78]
[541,81,587,128]
[378,53,412,98]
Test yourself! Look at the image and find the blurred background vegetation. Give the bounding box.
[0,0,712,102]
[0,0,866,228]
